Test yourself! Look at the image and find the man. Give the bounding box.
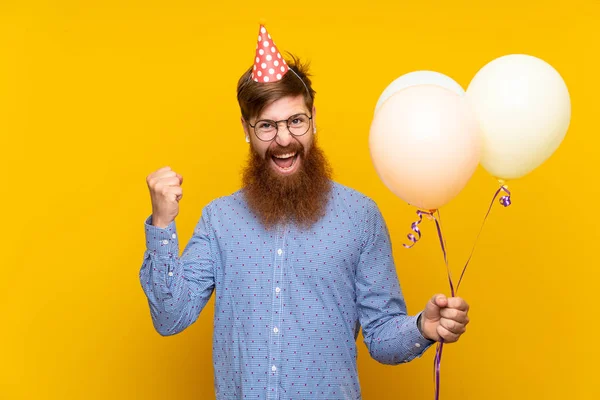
[140,25,469,400]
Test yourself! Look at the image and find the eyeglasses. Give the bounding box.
[248,113,313,142]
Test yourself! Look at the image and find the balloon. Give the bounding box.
[375,71,465,113]
[466,54,571,180]
[370,85,481,210]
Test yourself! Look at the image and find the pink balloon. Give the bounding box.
[369,85,481,210]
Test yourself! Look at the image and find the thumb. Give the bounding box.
[423,294,447,320]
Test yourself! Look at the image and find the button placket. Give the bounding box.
[266,226,286,400]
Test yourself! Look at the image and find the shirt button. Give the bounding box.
[171,233,177,239]
[275,287,281,293]
[273,327,279,333]
[277,249,282,256]
[271,365,277,372]
[162,239,169,245]
[415,343,421,348]
[168,271,174,277]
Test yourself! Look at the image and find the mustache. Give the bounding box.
[265,141,304,158]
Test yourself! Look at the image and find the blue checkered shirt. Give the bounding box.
[140,181,433,400]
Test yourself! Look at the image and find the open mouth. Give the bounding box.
[271,151,299,174]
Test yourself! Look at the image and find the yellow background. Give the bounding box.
[1,0,598,399]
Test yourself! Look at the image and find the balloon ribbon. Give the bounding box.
[402,184,512,400]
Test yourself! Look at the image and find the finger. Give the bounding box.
[176,173,183,185]
[435,294,448,308]
[148,170,176,186]
[437,325,460,343]
[423,295,443,321]
[161,186,182,201]
[439,317,467,335]
[440,308,469,324]
[149,166,172,180]
[159,176,182,187]
[430,294,447,309]
[170,186,183,201]
[447,297,469,312]
[155,170,177,180]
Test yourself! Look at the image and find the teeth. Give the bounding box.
[273,152,297,159]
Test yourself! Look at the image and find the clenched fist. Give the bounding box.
[146,166,183,228]
[420,294,470,343]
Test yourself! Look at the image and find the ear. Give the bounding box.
[241,116,250,143]
[312,106,317,134]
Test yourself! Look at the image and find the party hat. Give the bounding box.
[251,25,288,83]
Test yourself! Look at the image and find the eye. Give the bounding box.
[289,115,307,125]
[258,121,275,130]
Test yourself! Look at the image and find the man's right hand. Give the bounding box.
[146,166,183,228]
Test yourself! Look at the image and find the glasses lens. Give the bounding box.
[256,121,277,141]
[288,114,310,136]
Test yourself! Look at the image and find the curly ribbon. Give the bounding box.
[403,183,512,400]
[402,210,435,249]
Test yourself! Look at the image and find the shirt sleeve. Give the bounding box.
[356,199,435,365]
[139,205,217,336]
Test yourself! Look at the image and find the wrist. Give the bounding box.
[417,313,433,341]
[151,214,172,228]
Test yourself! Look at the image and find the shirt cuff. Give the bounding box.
[404,313,436,356]
[144,215,179,257]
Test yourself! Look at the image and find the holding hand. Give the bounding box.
[420,294,470,343]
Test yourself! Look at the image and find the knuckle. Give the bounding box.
[446,320,456,331]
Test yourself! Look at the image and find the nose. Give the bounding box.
[274,122,294,147]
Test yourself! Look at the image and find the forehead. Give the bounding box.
[258,95,308,120]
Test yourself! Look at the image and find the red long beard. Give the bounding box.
[242,138,332,230]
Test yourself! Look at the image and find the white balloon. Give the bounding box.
[375,71,465,113]
[466,54,571,180]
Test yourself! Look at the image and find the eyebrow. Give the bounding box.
[257,111,308,121]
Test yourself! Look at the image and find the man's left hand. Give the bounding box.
[420,294,470,343]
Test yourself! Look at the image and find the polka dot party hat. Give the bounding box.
[252,25,288,83]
